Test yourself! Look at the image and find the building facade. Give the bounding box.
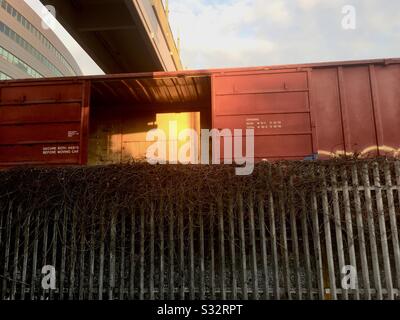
[40,0,182,73]
[0,0,81,79]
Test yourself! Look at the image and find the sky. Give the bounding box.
[25,0,399,73]
[169,0,400,69]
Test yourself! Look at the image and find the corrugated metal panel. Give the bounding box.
[211,61,400,160]
[212,69,316,160]
[0,80,90,166]
[91,76,211,105]
[0,58,399,165]
[312,63,400,158]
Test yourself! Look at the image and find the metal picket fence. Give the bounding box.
[0,160,399,300]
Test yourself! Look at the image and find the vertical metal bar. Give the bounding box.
[310,168,325,300]
[210,206,216,299]
[30,213,39,300]
[385,162,400,290]
[269,191,279,300]
[2,204,13,300]
[248,194,258,300]
[21,215,31,300]
[79,80,91,165]
[11,211,21,300]
[278,171,291,300]
[150,203,155,300]
[330,167,347,300]
[59,209,67,300]
[341,167,360,300]
[140,206,145,300]
[395,160,400,212]
[306,69,319,155]
[373,162,393,299]
[238,193,248,300]
[351,165,371,299]
[120,212,126,300]
[79,215,86,300]
[168,204,175,300]
[50,211,60,300]
[258,194,269,300]
[300,194,313,300]
[199,205,205,300]
[337,66,352,154]
[189,207,195,300]
[42,211,49,299]
[289,177,302,300]
[88,211,95,300]
[68,210,76,300]
[218,197,226,300]
[179,201,185,300]
[159,201,165,300]
[362,163,383,299]
[129,210,135,300]
[210,73,217,130]
[369,65,384,155]
[98,209,105,300]
[228,197,237,300]
[109,212,116,300]
[321,167,337,300]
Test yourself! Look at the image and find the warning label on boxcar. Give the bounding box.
[68,130,80,138]
[246,118,283,129]
[42,146,79,155]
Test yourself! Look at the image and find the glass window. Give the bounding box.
[0,21,63,77]
[0,72,12,80]
[0,0,78,76]
[0,45,43,78]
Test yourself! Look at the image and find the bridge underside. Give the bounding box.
[42,0,180,73]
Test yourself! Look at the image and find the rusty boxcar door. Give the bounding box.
[212,69,317,161]
[0,80,90,166]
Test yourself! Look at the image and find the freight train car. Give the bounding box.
[0,58,399,167]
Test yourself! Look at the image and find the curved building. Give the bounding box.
[0,0,81,79]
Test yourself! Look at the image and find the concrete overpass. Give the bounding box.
[41,0,183,73]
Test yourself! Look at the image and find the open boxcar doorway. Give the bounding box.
[87,75,211,165]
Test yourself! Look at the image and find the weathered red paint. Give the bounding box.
[212,69,316,160]
[0,58,399,167]
[310,63,400,158]
[0,80,87,166]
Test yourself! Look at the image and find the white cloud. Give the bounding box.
[169,0,400,69]
[298,0,322,10]
[169,0,296,69]
[25,0,400,73]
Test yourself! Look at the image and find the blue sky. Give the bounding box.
[26,0,399,73]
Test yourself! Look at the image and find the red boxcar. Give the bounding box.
[1,58,399,166]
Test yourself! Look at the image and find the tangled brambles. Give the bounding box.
[0,158,399,300]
